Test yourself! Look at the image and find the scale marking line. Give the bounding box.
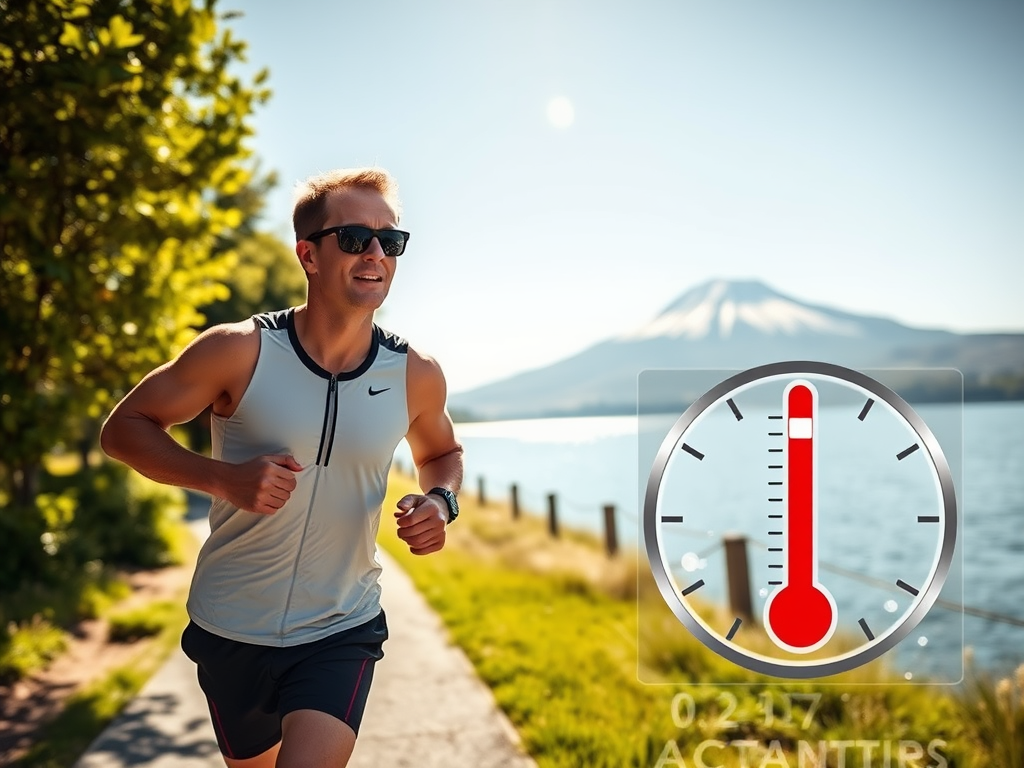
[726,618,742,640]
[768,464,783,469]
[768,415,783,420]
[857,399,875,421]
[769,431,784,436]
[681,579,705,596]
[896,579,920,596]
[661,515,684,523]
[681,443,705,460]
[769,498,783,502]
[727,398,743,421]
[859,618,875,640]
[897,443,920,461]
[917,515,940,523]
[768,580,783,586]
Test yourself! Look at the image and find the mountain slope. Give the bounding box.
[450,280,1024,420]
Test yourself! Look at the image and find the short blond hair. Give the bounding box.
[292,167,402,242]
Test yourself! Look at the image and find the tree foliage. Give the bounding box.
[0,0,269,505]
[200,231,307,328]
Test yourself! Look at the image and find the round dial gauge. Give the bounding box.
[642,362,958,679]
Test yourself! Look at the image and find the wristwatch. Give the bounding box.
[428,487,459,524]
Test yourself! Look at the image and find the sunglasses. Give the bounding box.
[304,225,411,257]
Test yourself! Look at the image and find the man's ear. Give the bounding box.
[295,241,317,275]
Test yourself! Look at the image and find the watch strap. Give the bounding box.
[427,486,459,524]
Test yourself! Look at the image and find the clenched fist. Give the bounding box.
[218,454,303,515]
[394,493,448,555]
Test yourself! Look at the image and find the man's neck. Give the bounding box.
[293,303,376,375]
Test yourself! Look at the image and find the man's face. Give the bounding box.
[302,187,401,311]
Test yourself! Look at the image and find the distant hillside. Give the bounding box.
[450,279,1024,421]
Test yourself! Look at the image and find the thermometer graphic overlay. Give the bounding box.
[642,363,961,680]
[763,381,838,653]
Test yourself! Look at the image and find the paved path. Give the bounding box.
[75,516,536,768]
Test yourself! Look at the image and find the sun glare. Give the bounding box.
[546,96,575,129]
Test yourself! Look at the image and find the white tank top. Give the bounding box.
[187,308,409,646]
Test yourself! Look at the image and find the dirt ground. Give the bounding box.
[0,561,194,765]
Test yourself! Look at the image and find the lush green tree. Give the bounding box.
[201,230,307,328]
[0,0,269,513]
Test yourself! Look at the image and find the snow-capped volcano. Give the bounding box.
[450,279,1024,420]
[619,280,862,340]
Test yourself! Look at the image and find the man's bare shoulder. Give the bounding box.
[405,345,446,388]
[186,318,260,356]
[170,319,263,396]
[175,319,264,417]
[405,344,452,422]
[202,317,261,341]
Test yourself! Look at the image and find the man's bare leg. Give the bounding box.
[276,709,357,768]
[223,742,280,768]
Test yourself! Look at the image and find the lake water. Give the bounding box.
[397,402,1024,678]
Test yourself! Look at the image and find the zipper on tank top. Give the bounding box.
[314,375,339,466]
[281,373,339,635]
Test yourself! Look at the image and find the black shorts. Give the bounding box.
[180,611,387,761]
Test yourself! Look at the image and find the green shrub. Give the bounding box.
[0,616,68,683]
[0,461,186,680]
[0,498,55,592]
[76,564,132,620]
[1,462,186,595]
[65,462,186,569]
[107,601,178,643]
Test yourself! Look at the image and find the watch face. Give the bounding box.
[640,363,962,681]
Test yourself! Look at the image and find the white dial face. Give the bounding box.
[642,363,959,679]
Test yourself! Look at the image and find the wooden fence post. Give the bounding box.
[603,504,618,557]
[477,475,486,506]
[547,493,559,538]
[723,534,753,623]
[510,484,520,520]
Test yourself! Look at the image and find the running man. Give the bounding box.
[101,167,463,768]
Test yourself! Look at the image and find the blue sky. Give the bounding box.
[225,0,1023,394]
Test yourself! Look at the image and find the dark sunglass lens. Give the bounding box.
[336,226,373,254]
[377,231,407,257]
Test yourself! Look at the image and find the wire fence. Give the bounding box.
[440,467,1024,632]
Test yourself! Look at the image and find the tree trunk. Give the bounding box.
[13,460,40,509]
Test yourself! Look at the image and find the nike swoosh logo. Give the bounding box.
[368,386,391,396]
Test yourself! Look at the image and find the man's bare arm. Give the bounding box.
[394,348,464,555]
[100,322,301,515]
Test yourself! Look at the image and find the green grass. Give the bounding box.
[0,566,130,683]
[14,667,150,768]
[13,608,187,767]
[379,473,1014,768]
[8,514,198,766]
[13,580,192,768]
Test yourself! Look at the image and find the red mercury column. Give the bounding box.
[764,382,837,652]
